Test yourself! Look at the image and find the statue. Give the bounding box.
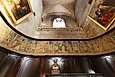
[51,59,60,74]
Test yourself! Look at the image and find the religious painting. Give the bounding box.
[2,0,32,25]
[88,0,115,30]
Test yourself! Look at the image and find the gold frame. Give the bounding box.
[2,0,32,25]
[88,0,115,30]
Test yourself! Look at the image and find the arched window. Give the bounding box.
[53,17,66,28]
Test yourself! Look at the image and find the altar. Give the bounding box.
[46,73,103,77]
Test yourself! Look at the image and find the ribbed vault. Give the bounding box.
[42,0,75,19]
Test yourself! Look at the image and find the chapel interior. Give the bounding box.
[0,0,115,77]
